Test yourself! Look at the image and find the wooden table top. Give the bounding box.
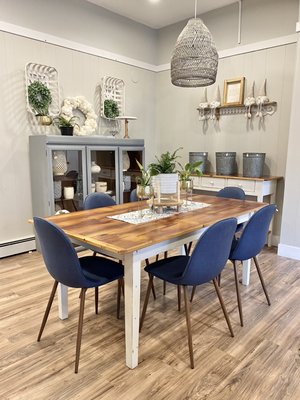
[47,195,266,255]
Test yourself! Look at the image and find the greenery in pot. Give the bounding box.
[28,81,52,116]
[148,147,183,175]
[135,159,152,187]
[53,115,79,128]
[178,161,203,181]
[104,99,119,119]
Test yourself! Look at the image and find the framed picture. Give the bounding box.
[223,77,245,106]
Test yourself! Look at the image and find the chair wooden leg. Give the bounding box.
[177,285,181,311]
[156,254,159,262]
[232,260,243,326]
[163,251,168,294]
[217,273,221,287]
[75,288,87,374]
[117,278,122,319]
[190,286,196,302]
[212,278,234,338]
[183,286,194,369]
[253,256,271,305]
[37,280,58,342]
[139,275,154,332]
[95,287,99,315]
[184,242,193,256]
[93,251,97,257]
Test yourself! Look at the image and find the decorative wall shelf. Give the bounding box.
[25,62,60,117]
[197,101,277,120]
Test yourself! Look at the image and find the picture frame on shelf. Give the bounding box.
[223,77,245,106]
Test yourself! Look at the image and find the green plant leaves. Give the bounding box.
[28,81,52,116]
[104,99,119,119]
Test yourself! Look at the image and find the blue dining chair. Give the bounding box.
[188,185,246,302]
[229,203,277,327]
[217,186,246,233]
[34,216,124,373]
[139,217,238,369]
[83,192,116,209]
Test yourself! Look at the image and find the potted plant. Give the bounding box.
[27,80,52,125]
[53,115,79,136]
[104,99,119,119]
[178,161,203,203]
[178,160,203,183]
[149,148,182,194]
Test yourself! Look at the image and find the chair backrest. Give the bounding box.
[83,192,116,210]
[181,218,237,286]
[230,204,277,261]
[217,186,246,200]
[34,217,94,288]
[130,189,138,202]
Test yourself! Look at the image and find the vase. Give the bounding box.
[136,184,154,218]
[63,186,74,200]
[122,151,130,171]
[37,115,52,126]
[52,151,67,176]
[91,161,101,174]
[153,173,179,194]
[180,179,193,205]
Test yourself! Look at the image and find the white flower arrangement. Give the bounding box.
[61,96,98,136]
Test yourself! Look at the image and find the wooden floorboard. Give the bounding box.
[0,247,300,399]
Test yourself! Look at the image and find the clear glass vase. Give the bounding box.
[180,179,193,206]
[136,184,154,218]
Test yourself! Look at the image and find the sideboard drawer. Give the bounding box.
[191,176,201,188]
[201,177,225,189]
[228,178,256,193]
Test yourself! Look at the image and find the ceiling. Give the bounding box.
[86,0,237,29]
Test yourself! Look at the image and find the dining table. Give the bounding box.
[45,194,266,369]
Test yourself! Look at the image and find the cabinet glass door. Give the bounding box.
[120,148,144,203]
[87,147,118,202]
[50,146,86,214]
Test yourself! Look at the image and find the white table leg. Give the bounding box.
[124,253,141,369]
[242,259,251,286]
[58,283,68,320]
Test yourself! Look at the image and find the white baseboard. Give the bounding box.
[277,243,300,260]
[0,237,36,258]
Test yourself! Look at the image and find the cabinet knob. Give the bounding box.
[238,183,243,187]
[210,181,214,185]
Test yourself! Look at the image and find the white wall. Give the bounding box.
[278,3,300,259]
[0,0,157,65]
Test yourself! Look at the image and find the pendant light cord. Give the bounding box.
[194,0,197,18]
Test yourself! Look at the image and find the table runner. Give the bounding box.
[108,201,211,225]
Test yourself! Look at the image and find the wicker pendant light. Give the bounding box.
[171,0,218,87]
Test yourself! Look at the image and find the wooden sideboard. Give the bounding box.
[191,173,280,203]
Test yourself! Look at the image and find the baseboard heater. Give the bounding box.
[0,236,36,258]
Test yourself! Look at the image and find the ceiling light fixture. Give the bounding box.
[170,0,218,87]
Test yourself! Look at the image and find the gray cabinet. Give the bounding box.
[29,135,144,217]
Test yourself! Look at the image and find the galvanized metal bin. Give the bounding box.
[189,152,208,173]
[216,152,236,175]
[243,153,265,178]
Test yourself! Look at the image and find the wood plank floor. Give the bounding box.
[0,247,300,399]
